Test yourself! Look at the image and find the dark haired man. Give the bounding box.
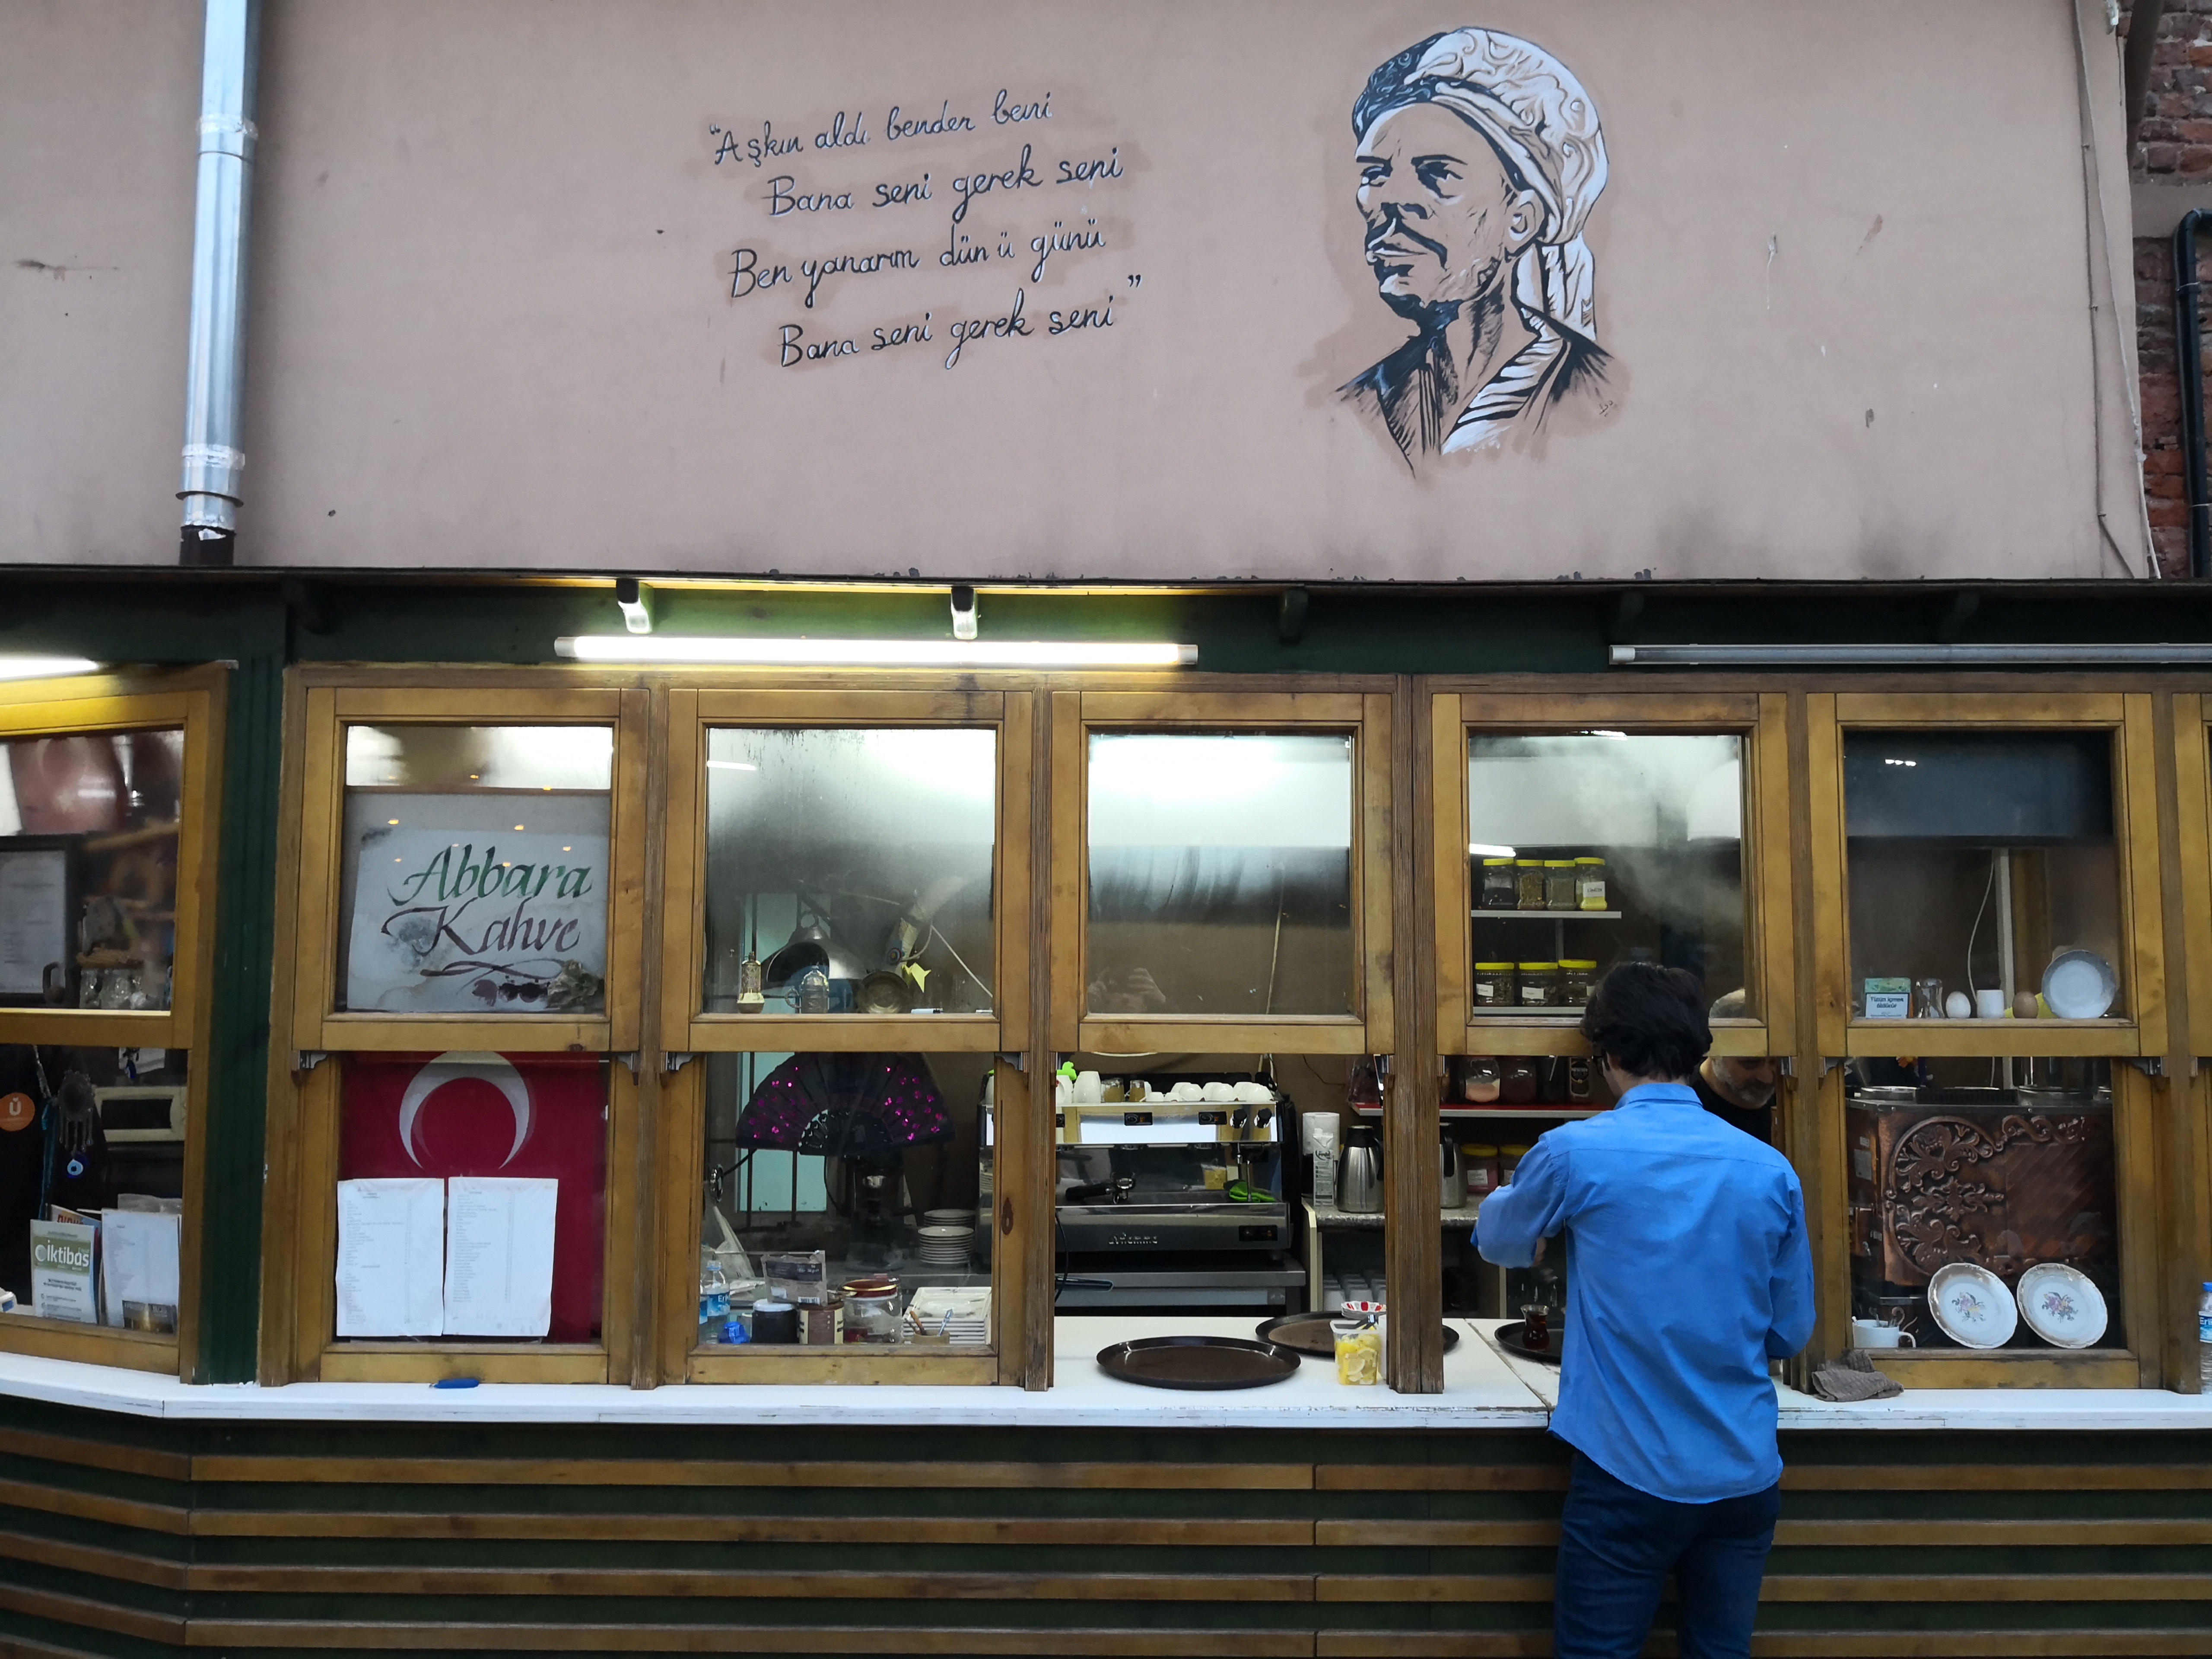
[1475,961,1814,1659]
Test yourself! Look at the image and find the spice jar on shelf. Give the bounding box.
[1575,856,1608,911]
[1479,857,1517,910]
[1500,1142,1533,1182]
[1499,1059,1538,1104]
[1515,858,1548,909]
[1462,1142,1501,1197]
[1472,961,1517,1012]
[1545,859,1578,910]
[1456,1055,1502,1103]
[1559,959,1597,1008]
[1516,961,1560,1008]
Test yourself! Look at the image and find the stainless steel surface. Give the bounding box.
[1056,1201,1289,1253]
[1338,1132,1382,1214]
[179,0,260,544]
[1439,1130,1464,1209]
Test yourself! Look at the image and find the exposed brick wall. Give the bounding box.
[2128,1,2212,574]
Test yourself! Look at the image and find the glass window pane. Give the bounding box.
[1467,732,1748,1018]
[1842,731,2121,1020]
[702,729,998,1016]
[699,1050,992,1348]
[1846,1058,2121,1353]
[1086,733,1355,1017]
[0,730,186,1011]
[334,1052,608,1343]
[337,725,613,1013]
[0,1044,189,1331]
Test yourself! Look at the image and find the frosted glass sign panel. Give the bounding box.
[0,729,185,1011]
[1843,731,2123,1021]
[337,725,614,1014]
[1086,733,1355,1018]
[1466,734,1748,1018]
[702,729,998,1016]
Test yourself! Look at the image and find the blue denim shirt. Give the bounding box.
[1474,1084,1816,1504]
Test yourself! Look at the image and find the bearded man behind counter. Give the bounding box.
[1474,962,1815,1659]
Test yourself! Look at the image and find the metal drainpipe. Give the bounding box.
[2176,209,2211,579]
[177,0,261,568]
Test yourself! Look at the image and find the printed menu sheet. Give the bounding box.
[335,1178,446,1337]
[442,1177,558,1338]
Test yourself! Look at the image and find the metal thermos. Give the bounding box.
[1338,1125,1383,1214]
[1439,1126,1464,1209]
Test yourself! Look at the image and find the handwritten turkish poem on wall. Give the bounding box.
[709,88,1137,372]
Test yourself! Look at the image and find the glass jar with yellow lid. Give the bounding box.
[1480,857,1517,910]
[1515,858,1547,909]
[1516,962,1560,1008]
[1545,859,1578,910]
[1574,856,1608,911]
[1558,959,1597,1007]
[1472,962,1517,1011]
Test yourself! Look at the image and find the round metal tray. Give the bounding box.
[1096,1335,1300,1390]
[1489,1320,1562,1365]
[1254,1313,1460,1357]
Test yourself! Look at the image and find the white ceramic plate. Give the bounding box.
[2041,950,2118,1020]
[2016,1262,2109,1348]
[1927,1262,2018,1349]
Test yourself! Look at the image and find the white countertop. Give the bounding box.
[1465,1317,2212,1430]
[0,1317,1549,1428]
[2,1319,2206,1430]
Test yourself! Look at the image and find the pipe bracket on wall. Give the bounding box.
[177,0,261,568]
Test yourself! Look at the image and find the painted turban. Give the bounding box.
[1353,29,1608,343]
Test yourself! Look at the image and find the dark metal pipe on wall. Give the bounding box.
[2174,210,2211,579]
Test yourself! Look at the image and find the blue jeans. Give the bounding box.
[1553,1450,1780,1659]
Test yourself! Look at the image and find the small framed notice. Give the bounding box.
[29,1218,98,1324]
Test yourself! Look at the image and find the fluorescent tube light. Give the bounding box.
[554,636,1198,668]
[0,656,99,683]
[1611,643,2212,666]
[1468,842,1518,858]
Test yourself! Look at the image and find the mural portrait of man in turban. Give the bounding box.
[1341,29,1615,470]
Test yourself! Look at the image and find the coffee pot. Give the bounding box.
[1338,1123,1383,1214]
[1439,1125,1464,1209]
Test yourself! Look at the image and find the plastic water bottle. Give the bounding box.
[699,1252,730,1330]
[2199,1283,2212,1392]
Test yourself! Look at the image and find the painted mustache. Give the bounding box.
[1366,213,1448,268]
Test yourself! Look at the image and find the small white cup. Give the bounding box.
[1850,1317,1914,1349]
[1974,988,2007,1020]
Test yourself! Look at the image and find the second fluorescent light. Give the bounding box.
[554,636,1197,668]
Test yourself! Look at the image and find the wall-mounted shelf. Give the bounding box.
[1471,910,1622,922]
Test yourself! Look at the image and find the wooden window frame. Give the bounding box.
[0,667,224,1376]
[1430,690,1795,1061]
[1048,689,1395,1058]
[264,669,651,1385]
[652,687,1034,1385]
[1804,690,2166,1389]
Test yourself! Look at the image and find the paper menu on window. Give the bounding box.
[0,847,68,998]
[442,1176,558,1338]
[29,1219,98,1324]
[99,1208,180,1333]
[335,1178,445,1337]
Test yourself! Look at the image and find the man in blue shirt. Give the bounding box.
[1475,962,1815,1659]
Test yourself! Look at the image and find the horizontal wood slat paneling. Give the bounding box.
[189,1456,1316,1490]
[184,1511,1319,1545]
[7,1405,2212,1657]
[184,1624,1325,1655]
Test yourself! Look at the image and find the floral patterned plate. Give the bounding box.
[1927,1262,2018,1349]
[2016,1262,2109,1349]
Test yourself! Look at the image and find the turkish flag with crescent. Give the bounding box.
[339,1053,606,1342]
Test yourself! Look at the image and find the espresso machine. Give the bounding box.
[982,1079,1306,1311]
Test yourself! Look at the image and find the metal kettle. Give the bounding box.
[1338,1124,1384,1214]
[1439,1125,1465,1209]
